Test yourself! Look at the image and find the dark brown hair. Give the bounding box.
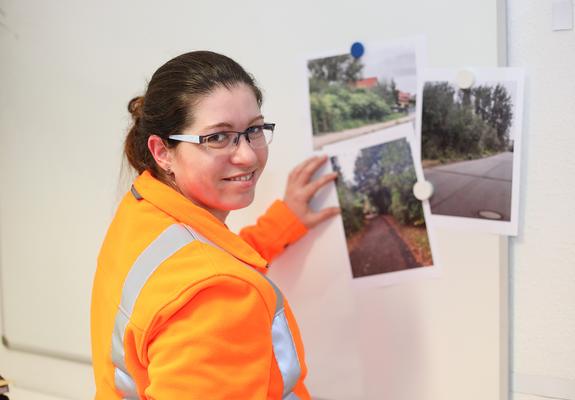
[125,51,263,178]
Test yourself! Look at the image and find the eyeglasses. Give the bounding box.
[168,123,275,150]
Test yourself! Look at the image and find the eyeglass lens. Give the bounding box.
[206,126,273,150]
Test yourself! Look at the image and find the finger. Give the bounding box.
[299,155,329,185]
[289,156,320,181]
[305,207,341,228]
[303,172,338,198]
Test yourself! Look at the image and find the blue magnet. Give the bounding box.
[350,42,365,59]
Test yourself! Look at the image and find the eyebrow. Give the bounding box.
[202,115,264,132]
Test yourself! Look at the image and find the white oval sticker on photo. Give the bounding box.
[413,180,434,201]
[456,69,476,89]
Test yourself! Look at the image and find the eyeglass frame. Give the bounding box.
[168,122,275,149]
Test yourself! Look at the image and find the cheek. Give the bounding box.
[257,147,269,171]
[173,149,219,189]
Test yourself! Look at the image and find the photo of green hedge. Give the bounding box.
[309,55,407,135]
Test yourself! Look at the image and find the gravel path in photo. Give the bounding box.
[314,115,415,149]
[349,215,419,278]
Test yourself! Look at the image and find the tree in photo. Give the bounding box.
[488,84,514,149]
[373,79,399,108]
[354,140,424,226]
[308,54,363,86]
[422,81,514,162]
[331,156,365,237]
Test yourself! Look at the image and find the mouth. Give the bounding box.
[223,171,255,182]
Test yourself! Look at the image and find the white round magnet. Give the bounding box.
[456,69,475,89]
[413,180,434,201]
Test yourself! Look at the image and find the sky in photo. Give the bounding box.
[362,43,417,95]
[333,149,360,186]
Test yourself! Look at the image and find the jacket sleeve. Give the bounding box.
[144,277,274,399]
[239,200,308,263]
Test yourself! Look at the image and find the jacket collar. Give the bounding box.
[133,171,268,271]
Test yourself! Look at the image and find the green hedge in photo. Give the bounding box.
[310,84,393,135]
[308,54,399,135]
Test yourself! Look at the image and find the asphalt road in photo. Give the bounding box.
[349,215,418,278]
[424,152,513,220]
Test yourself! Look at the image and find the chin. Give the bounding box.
[221,192,256,211]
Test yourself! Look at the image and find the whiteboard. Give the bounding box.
[0,1,508,398]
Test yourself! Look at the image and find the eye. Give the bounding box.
[203,132,231,147]
[246,125,264,137]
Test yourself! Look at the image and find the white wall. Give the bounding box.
[1,1,574,399]
[508,1,575,400]
[1,1,505,400]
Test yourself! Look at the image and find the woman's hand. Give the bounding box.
[284,155,340,229]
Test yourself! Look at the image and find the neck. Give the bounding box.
[160,173,230,224]
[209,209,230,223]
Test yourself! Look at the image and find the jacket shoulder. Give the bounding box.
[130,239,278,335]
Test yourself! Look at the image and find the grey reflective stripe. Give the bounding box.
[272,308,302,398]
[130,185,143,200]
[114,368,138,399]
[259,272,284,314]
[111,312,135,398]
[111,224,194,398]
[259,272,302,397]
[184,225,302,399]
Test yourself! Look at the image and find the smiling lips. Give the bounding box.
[224,171,255,182]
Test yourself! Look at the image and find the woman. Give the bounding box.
[91,51,339,399]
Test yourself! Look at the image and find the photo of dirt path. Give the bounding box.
[331,138,433,279]
[348,215,418,276]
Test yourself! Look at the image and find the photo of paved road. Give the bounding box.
[424,152,513,220]
[349,215,418,277]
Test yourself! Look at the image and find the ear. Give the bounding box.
[147,135,173,172]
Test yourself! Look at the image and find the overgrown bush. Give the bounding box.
[422,81,514,162]
[351,139,424,227]
[310,84,393,135]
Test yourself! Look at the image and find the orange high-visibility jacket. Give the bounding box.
[91,171,311,399]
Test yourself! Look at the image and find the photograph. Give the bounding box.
[330,137,434,280]
[419,68,525,235]
[307,38,423,150]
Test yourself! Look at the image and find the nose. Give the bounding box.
[229,134,258,165]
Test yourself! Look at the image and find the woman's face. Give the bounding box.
[169,83,268,221]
